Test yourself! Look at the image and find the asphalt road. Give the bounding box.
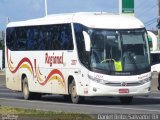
[0,73,160,117]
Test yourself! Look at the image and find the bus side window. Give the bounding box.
[38,30,45,50]
[16,27,27,50]
[57,24,73,50]
[74,23,89,68]
[7,24,74,51]
[27,28,36,50]
[6,27,16,50]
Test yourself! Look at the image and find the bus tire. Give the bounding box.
[69,80,83,104]
[120,96,133,104]
[22,77,33,100]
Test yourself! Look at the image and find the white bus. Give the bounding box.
[5,12,151,104]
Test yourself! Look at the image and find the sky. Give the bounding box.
[0,0,158,31]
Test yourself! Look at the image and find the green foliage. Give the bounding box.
[0,106,96,120]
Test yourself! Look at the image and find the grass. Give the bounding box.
[0,106,96,120]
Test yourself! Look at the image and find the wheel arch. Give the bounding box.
[67,74,81,95]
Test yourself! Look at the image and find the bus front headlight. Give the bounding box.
[88,74,109,85]
[139,77,151,84]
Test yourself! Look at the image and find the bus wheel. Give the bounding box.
[69,80,83,104]
[120,96,133,104]
[22,77,33,100]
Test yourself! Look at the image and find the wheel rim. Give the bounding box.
[71,85,78,100]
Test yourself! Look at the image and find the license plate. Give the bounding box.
[119,89,129,93]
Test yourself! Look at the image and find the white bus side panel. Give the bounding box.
[6,68,21,91]
[6,50,21,91]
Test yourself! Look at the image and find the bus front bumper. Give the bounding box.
[88,81,151,97]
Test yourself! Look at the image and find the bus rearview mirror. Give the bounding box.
[83,31,91,51]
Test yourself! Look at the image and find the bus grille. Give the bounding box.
[105,82,142,86]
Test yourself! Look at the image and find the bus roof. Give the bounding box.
[7,12,145,29]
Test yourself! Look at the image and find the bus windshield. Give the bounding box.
[89,28,150,75]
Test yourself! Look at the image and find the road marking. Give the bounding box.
[0,98,160,113]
